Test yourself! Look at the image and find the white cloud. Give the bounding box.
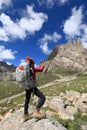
[0,5,48,42]
[81,26,87,48]
[0,28,9,42]
[20,59,26,65]
[63,6,87,49]
[0,0,12,10]
[63,6,83,39]
[38,32,62,55]
[19,6,48,35]
[40,42,52,55]
[59,0,68,5]
[0,45,16,61]
[0,13,26,41]
[6,62,12,65]
[37,0,68,8]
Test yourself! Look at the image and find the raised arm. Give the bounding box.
[34,65,44,72]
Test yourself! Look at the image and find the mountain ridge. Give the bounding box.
[43,38,87,72]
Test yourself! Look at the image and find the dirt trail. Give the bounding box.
[0,75,77,104]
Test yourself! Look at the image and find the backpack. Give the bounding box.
[16,62,35,90]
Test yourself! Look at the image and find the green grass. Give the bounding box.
[0,81,24,100]
[0,95,25,115]
[36,68,80,87]
[53,68,79,76]
[41,74,87,96]
[57,74,87,93]
[36,71,59,86]
[52,113,87,130]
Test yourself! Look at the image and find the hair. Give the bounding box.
[26,56,34,63]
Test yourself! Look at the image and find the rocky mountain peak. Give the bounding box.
[43,38,87,72]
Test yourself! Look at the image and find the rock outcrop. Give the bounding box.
[45,91,87,120]
[0,107,67,130]
[43,38,87,72]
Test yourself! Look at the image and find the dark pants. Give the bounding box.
[24,87,46,115]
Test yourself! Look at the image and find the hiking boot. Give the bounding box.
[23,114,31,122]
[32,109,45,119]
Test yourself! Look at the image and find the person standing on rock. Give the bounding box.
[23,56,46,122]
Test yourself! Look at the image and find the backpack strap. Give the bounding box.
[29,67,33,80]
[26,65,34,80]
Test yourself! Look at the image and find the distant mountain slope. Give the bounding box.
[0,61,16,80]
[43,38,87,72]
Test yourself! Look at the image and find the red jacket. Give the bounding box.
[32,65,44,80]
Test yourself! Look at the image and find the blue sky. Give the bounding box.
[0,0,87,66]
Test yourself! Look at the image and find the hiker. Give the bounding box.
[23,56,46,122]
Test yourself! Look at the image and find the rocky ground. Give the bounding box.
[1,90,87,130]
[1,75,87,130]
[0,107,67,130]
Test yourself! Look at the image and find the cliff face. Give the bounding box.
[0,61,16,80]
[43,38,87,72]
